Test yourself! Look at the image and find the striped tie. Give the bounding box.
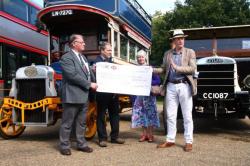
[78,54,90,80]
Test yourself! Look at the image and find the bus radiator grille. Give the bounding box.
[197,64,235,100]
[15,79,46,123]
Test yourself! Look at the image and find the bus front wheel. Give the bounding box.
[85,102,97,140]
[0,107,25,139]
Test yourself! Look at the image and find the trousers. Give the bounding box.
[164,82,193,144]
[96,94,120,141]
[59,103,88,150]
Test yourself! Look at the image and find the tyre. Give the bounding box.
[0,107,25,139]
[85,102,97,140]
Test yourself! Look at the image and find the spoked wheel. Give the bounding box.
[0,107,25,139]
[85,102,97,140]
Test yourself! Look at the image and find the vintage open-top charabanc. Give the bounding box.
[0,0,151,139]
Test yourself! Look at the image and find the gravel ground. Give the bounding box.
[0,109,250,166]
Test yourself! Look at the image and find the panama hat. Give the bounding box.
[170,29,188,39]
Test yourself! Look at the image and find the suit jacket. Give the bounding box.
[154,47,197,96]
[60,50,95,103]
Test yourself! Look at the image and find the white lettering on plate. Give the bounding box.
[203,93,229,99]
[52,10,73,17]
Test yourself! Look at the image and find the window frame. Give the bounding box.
[29,5,38,25]
[2,0,29,22]
[120,34,129,61]
[0,0,3,11]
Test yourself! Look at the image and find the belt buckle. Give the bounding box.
[172,80,179,84]
[177,79,186,84]
[181,80,187,84]
[169,79,186,84]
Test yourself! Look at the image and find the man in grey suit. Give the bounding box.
[59,34,98,155]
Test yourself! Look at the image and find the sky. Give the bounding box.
[137,0,184,15]
[35,0,184,15]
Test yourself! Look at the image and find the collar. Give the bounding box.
[100,55,106,60]
[72,49,80,56]
[173,47,184,55]
[100,54,110,61]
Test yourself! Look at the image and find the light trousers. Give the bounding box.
[165,82,193,144]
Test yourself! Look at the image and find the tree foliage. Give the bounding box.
[150,0,250,65]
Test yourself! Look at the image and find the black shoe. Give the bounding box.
[111,138,125,144]
[77,146,93,153]
[99,141,107,147]
[60,149,71,155]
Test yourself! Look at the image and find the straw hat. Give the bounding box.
[170,29,188,39]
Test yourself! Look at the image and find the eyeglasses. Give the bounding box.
[74,41,85,44]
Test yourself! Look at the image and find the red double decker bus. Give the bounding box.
[0,0,48,101]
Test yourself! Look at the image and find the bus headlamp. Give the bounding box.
[243,75,250,89]
[24,66,38,77]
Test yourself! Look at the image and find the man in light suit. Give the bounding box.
[59,34,98,155]
[154,29,197,152]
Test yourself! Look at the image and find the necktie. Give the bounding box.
[78,54,90,80]
[78,54,84,66]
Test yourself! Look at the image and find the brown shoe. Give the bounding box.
[139,135,148,142]
[184,143,192,152]
[157,142,175,148]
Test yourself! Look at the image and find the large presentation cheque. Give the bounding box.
[96,62,152,96]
